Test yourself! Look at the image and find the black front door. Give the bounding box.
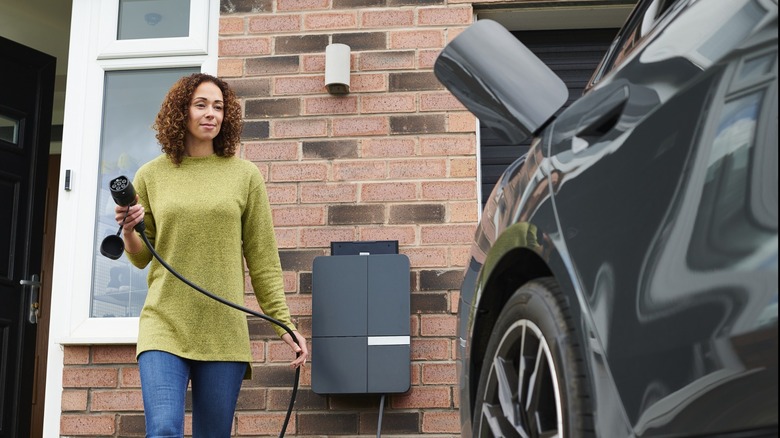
[0,36,54,438]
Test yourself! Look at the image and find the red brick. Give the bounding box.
[421,180,476,201]
[411,338,451,360]
[421,224,475,245]
[270,162,328,182]
[274,75,325,95]
[360,182,417,202]
[268,340,305,363]
[272,206,326,227]
[448,112,477,132]
[274,228,299,248]
[410,314,420,336]
[449,201,479,223]
[267,185,299,205]
[62,367,119,388]
[300,365,312,386]
[403,247,448,268]
[361,94,416,114]
[301,227,357,248]
[277,0,328,11]
[237,413,296,435]
[218,58,244,77]
[350,73,387,92]
[304,96,358,115]
[91,390,144,411]
[283,271,298,292]
[419,6,473,26]
[220,17,245,35]
[333,160,387,181]
[244,141,299,161]
[422,363,458,385]
[251,340,267,362]
[61,414,116,435]
[63,346,89,365]
[451,157,477,177]
[393,386,452,409]
[360,51,416,71]
[388,159,447,179]
[361,10,415,28]
[390,30,445,49]
[410,363,422,385]
[120,367,141,388]
[272,119,328,139]
[450,245,472,268]
[359,226,416,245]
[420,314,457,336]
[332,116,389,137]
[418,49,441,69]
[285,294,312,317]
[301,54,326,72]
[421,92,466,112]
[420,135,475,156]
[362,138,416,158]
[422,411,461,433]
[92,345,136,364]
[449,291,460,313]
[248,15,301,33]
[61,390,88,411]
[447,26,468,43]
[256,163,269,181]
[301,183,358,203]
[219,37,272,56]
[304,12,357,30]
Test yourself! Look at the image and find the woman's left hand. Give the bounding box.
[281,331,308,369]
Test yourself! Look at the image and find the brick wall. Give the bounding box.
[60,0,487,435]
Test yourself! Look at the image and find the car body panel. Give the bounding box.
[445,0,778,436]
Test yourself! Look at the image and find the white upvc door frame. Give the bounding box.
[43,1,218,436]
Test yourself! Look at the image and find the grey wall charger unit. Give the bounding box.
[312,246,410,395]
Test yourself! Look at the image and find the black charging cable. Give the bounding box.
[102,176,300,438]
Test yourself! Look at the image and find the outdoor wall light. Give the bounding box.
[325,43,351,95]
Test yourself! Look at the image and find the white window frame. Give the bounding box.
[98,0,210,59]
[49,0,218,345]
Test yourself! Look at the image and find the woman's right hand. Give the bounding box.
[115,195,144,235]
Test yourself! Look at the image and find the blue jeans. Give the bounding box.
[138,350,246,438]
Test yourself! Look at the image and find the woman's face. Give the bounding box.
[186,81,224,145]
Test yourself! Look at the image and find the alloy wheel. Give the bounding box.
[476,320,563,438]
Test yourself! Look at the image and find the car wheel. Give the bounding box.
[472,277,593,437]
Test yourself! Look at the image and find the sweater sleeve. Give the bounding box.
[125,169,155,269]
[242,170,296,337]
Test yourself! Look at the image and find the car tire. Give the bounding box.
[472,277,593,437]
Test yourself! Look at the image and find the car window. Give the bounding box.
[588,0,684,87]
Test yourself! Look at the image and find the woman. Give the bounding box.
[116,73,308,437]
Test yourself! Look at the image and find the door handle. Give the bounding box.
[572,85,629,153]
[20,274,41,324]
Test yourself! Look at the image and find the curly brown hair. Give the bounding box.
[153,73,243,165]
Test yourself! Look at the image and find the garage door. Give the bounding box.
[480,28,618,207]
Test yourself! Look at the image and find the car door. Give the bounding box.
[547,0,777,433]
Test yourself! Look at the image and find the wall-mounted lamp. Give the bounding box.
[325,43,351,95]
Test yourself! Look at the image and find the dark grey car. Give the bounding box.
[434,0,778,436]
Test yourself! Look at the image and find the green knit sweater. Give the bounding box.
[126,154,295,372]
